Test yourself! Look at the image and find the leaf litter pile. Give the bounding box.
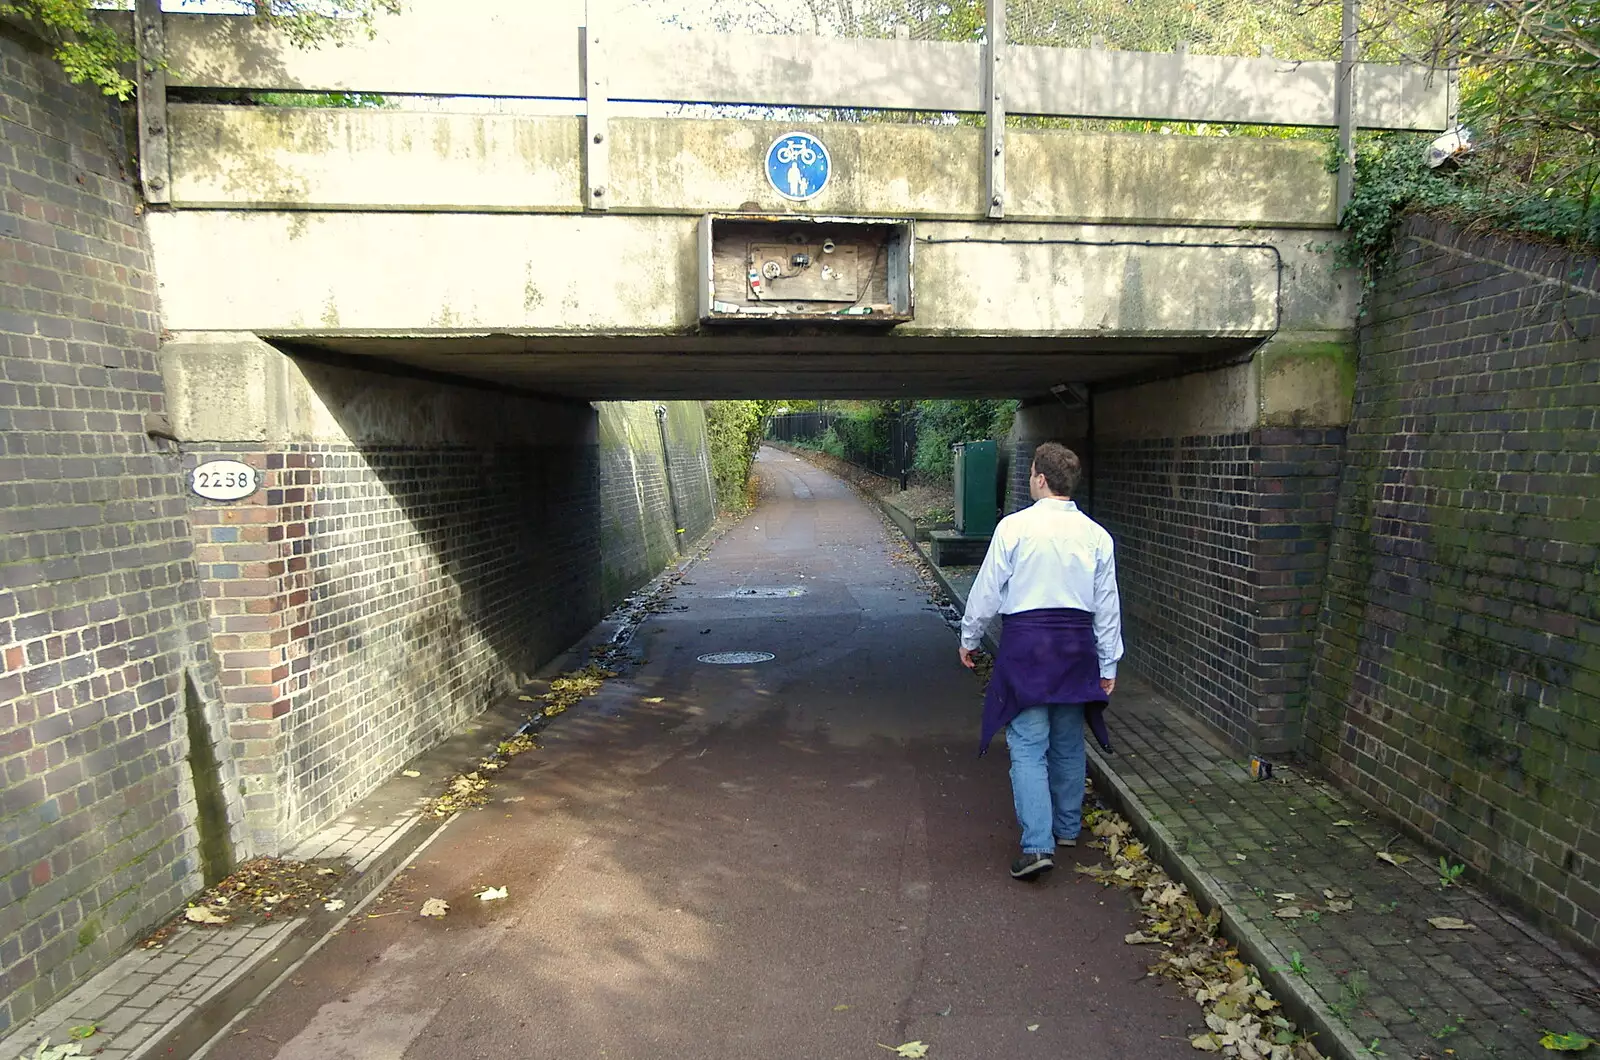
[416,544,710,819]
[1077,806,1325,1059]
[158,857,346,936]
[423,659,624,818]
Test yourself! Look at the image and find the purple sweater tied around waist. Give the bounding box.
[980,607,1108,755]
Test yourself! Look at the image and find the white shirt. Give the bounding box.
[958,497,1124,678]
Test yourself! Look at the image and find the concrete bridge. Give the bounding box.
[134,2,1448,407]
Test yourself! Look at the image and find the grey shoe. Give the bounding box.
[1010,852,1055,880]
[1056,836,1078,848]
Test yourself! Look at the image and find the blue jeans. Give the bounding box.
[1006,704,1086,855]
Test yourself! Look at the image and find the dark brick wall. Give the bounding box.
[1005,400,1089,516]
[1094,428,1343,753]
[0,25,238,1033]
[181,414,604,850]
[1305,216,1600,948]
[170,383,715,854]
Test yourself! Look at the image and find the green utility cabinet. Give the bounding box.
[952,440,998,537]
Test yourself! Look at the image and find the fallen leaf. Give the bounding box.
[28,1043,85,1060]
[1273,893,1298,901]
[1191,1032,1223,1051]
[420,898,449,918]
[401,770,421,778]
[184,906,229,925]
[1428,916,1476,931]
[1540,1031,1596,1051]
[1126,931,1161,944]
[1332,820,1355,827]
[476,886,509,902]
[1322,888,1352,899]
[1027,1024,1040,1032]
[1235,853,1248,862]
[877,1043,929,1058]
[1325,900,1355,913]
[316,868,337,876]
[642,697,664,704]
[832,1004,850,1012]
[1376,852,1412,866]
[323,899,346,912]
[67,1024,98,1040]
[1273,907,1302,919]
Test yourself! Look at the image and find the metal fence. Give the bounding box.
[765,411,919,487]
[621,0,1342,59]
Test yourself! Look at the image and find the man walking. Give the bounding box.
[958,442,1122,880]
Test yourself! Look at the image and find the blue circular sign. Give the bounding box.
[766,132,831,202]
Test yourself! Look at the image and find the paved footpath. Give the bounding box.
[919,501,1600,1060]
[6,448,1206,1060]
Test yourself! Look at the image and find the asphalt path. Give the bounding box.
[219,448,1198,1060]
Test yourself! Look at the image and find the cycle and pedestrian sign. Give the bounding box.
[766,132,831,201]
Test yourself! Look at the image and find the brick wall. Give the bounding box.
[1304,216,1600,948]
[1005,400,1089,516]
[165,358,718,852]
[1094,427,1343,752]
[0,25,240,1033]
[181,409,604,849]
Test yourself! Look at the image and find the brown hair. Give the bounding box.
[1032,442,1082,498]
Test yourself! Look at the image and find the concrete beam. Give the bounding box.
[157,332,589,445]
[145,213,1354,339]
[168,110,1336,228]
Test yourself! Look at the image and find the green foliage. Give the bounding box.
[2,0,138,98]
[913,399,1017,478]
[1339,133,1599,280]
[703,401,774,512]
[830,409,890,460]
[3,0,401,99]
[1341,0,1599,265]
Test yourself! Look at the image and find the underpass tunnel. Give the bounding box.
[156,321,1348,861]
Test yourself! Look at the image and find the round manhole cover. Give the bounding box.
[697,651,776,665]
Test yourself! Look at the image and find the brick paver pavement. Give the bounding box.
[1097,689,1600,1060]
[0,814,416,1060]
[911,514,1600,1060]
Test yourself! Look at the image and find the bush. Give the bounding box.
[703,401,770,512]
[912,400,1018,478]
[1340,134,1600,281]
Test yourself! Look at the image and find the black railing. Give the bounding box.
[764,411,918,488]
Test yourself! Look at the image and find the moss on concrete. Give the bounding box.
[1259,339,1357,427]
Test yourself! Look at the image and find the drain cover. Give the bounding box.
[698,651,776,665]
[721,587,806,599]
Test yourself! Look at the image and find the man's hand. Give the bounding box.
[959,647,976,670]
[1100,677,1116,695]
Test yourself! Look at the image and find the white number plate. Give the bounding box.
[190,460,260,501]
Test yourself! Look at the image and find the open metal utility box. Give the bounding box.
[698,214,914,325]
